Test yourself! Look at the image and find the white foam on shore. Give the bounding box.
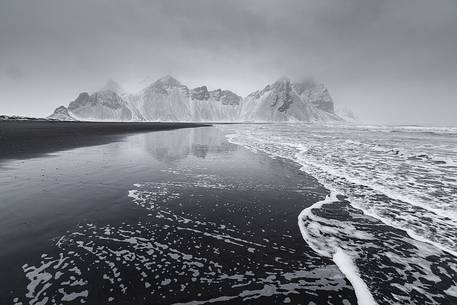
[295,154,457,258]
[222,123,457,305]
[223,124,457,256]
[333,248,377,305]
[298,192,377,305]
[297,192,339,257]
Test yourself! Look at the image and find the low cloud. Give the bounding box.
[0,0,456,125]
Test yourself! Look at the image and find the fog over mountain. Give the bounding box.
[1,0,457,125]
[49,76,343,122]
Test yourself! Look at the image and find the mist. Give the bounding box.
[1,0,456,126]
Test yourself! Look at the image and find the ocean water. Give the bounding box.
[221,123,457,304]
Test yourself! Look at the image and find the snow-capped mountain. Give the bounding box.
[129,76,192,121]
[241,77,342,122]
[190,86,242,122]
[48,76,344,122]
[47,106,76,121]
[292,81,334,113]
[101,79,129,100]
[336,106,359,123]
[67,90,133,121]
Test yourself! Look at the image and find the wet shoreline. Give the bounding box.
[224,123,457,305]
[0,120,210,161]
[0,127,357,305]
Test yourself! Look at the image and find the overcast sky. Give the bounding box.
[1,0,456,125]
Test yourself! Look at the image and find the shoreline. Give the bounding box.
[0,120,210,161]
[223,123,457,305]
[0,126,357,304]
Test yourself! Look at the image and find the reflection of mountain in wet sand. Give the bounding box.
[143,126,238,162]
[8,125,359,305]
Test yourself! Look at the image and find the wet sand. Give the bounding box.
[0,126,357,304]
[0,120,209,161]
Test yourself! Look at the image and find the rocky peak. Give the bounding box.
[257,77,293,96]
[210,89,242,105]
[155,75,182,87]
[291,80,317,95]
[68,90,126,111]
[298,84,334,113]
[144,75,187,95]
[191,86,210,100]
[68,92,91,110]
[260,77,296,112]
[92,91,127,109]
[49,75,344,122]
[54,105,70,115]
[47,105,75,121]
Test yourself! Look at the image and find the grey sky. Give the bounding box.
[1,0,456,125]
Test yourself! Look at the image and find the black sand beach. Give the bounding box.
[0,120,209,161]
[0,125,357,304]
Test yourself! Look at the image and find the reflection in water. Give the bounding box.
[6,126,357,305]
[142,126,238,162]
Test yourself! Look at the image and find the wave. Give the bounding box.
[298,192,377,305]
[222,123,457,305]
[223,124,457,253]
[344,124,457,135]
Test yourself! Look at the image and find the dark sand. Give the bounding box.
[0,120,209,161]
[0,126,357,304]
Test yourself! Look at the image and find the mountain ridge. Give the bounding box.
[48,76,345,122]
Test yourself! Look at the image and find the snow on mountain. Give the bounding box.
[292,82,334,113]
[336,106,359,123]
[241,77,342,122]
[47,106,76,121]
[189,86,242,122]
[50,76,344,122]
[68,91,133,121]
[129,76,192,121]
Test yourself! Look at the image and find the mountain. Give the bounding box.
[101,79,129,100]
[241,77,342,122]
[50,76,344,122]
[68,90,133,121]
[129,76,192,121]
[292,81,334,113]
[1,114,55,121]
[336,106,359,123]
[48,106,76,121]
[190,86,242,121]
[127,76,243,122]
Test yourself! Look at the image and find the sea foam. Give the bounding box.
[222,123,457,305]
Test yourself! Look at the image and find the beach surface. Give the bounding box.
[0,125,356,304]
[0,120,209,161]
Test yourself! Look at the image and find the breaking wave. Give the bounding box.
[222,123,457,305]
